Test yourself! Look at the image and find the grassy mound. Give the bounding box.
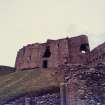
[0,68,64,101]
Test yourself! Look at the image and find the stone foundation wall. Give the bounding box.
[3,92,60,105]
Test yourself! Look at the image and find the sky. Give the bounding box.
[0,0,105,67]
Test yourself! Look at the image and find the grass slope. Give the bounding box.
[0,68,64,101]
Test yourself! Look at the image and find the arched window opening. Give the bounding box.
[80,43,89,54]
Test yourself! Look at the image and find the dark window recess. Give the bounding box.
[43,60,48,68]
[43,46,51,57]
[58,44,59,48]
[80,43,89,53]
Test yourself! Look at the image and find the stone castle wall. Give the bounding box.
[15,35,90,70]
[90,42,105,65]
[15,43,46,70]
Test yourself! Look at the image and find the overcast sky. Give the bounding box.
[0,0,105,67]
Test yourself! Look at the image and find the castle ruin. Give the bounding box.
[15,35,90,70]
[3,35,105,105]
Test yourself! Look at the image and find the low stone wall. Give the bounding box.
[3,92,60,105]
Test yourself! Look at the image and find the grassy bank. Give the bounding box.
[0,68,64,100]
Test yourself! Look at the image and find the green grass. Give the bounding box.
[0,68,64,100]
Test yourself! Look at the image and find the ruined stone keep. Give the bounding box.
[2,35,105,105]
[15,35,90,70]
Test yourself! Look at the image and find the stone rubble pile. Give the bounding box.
[60,63,105,105]
[4,92,60,105]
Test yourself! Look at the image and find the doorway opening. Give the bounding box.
[43,60,48,68]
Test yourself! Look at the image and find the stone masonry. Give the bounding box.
[90,42,105,66]
[15,35,90,70]
[59,63,105,105]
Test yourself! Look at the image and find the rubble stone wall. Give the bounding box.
[3,92,60,105]
[60,63,105,105]
[90,42,105,65]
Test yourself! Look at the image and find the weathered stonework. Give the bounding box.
[15,35,90,70]
[60,63,105,105]
[90,42,105,66]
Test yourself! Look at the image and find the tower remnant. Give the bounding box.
[15,35,90,70]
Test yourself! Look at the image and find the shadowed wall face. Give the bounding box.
[90,42,105,65]
[15,35,90,70]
